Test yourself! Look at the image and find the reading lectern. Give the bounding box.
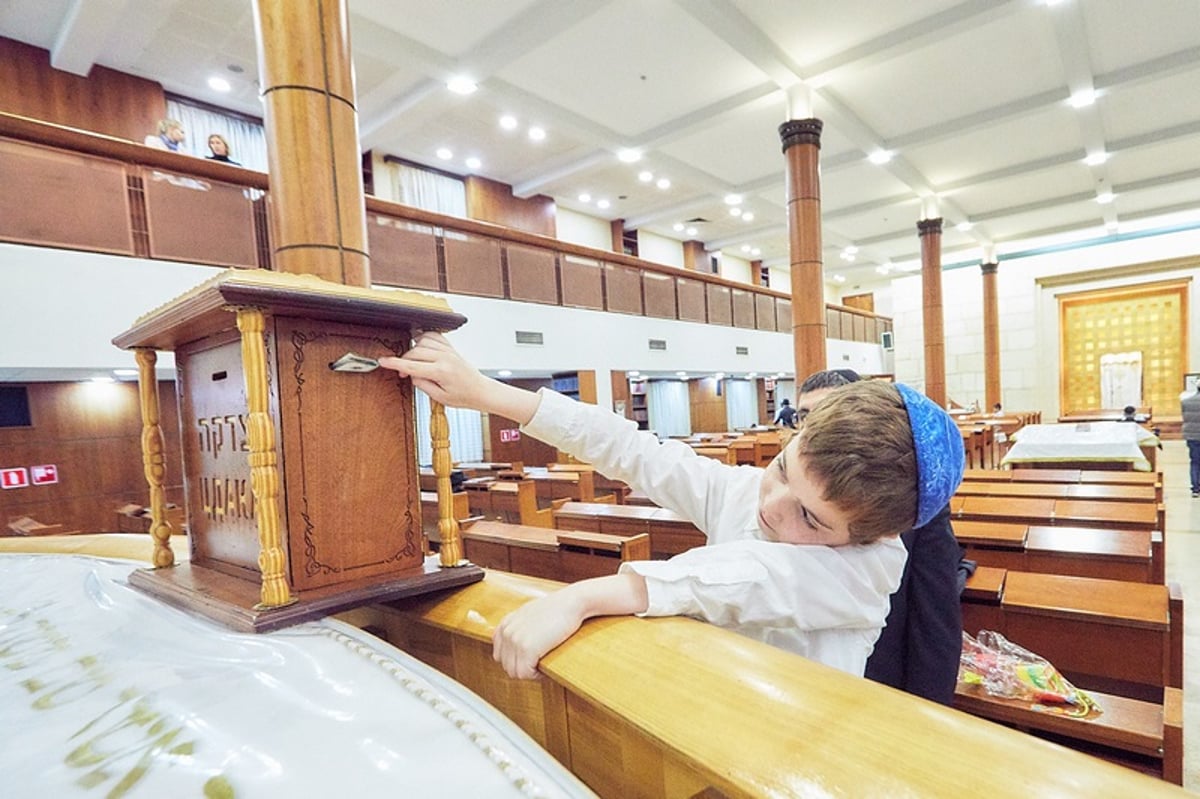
[113,269,483,632]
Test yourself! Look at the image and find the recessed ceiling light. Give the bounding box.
[638,170,654,183]
[956,221,973,232]
[741,212,754,222]
[112,368,138,378]
[90,376,115,384]
[528,126,546,141]
[628,370,640,377]
[672,222,684,232]
[724,194,742,205]
[675,371,687,377]
[1068,89,1096,108]
[447,76,477,95]
[868,149,892,165]
[833,275,846,283]
[844,245,858,255]
[751,248,761,256]
[436,147,453,160]
[498,369,512,377]
[617,148,642,163]
[656,177,670,189]
[597,199,611,210]
[741,244,752,252]
[499,114,518,130]
[841,252,856,262]
[685,226,697,236]
[465,156,482,170]
[207,76,231,92]
[747,372,757,378]
[1096,191,1114,204]
[578,192,591,203]
[714,372,725,380]
[1106,221,1119,232]
[729,207,742,217]
[875,265,892,275]
[1084,151,1109,166]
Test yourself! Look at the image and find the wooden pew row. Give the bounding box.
[958,566,1184,782]
[951,494,1164,533]
[339,571,1188,797]
[958,425,997,469]
[460,478,554,528]
[964,467,1161,486]
[957,480,1159,503]
[553,501,705,559]
[523,467,597,507]
[420,490,471,535]
[547,463,631,504]
[428,519,651,583]
[955,520,1160,583]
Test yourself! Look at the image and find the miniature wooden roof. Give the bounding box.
[112,268,466,351]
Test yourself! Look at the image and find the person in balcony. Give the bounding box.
[143,119,185,152]
[205,133,239,165]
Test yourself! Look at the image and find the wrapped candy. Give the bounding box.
[958,630,1101,718]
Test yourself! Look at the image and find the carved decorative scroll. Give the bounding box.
[235,307,293,608]
[133,348,175,568]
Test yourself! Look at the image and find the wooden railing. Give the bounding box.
[0,111,891,342]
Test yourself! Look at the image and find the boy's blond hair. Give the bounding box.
[796,381,917,544]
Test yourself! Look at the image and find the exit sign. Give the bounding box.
[1,467,29,490]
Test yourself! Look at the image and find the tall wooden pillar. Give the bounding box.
[252,0,370,287]
[981,260,1001,410]
[682,240,708,272]
[918,217,946,406]
[780,119,827,379]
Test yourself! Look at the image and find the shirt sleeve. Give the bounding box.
[618,538,904,633]
[521,388,758,535]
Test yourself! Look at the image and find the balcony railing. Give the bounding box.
[0,112,891,343]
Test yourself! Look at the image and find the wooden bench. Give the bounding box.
[553,501,705,559]
[461,477,553,528]
[957,480,1159,503]
[957,566,1184,783]
[546,462,630,504]
[419,490,471,537]
[434,520,650,582]
[964,467,1161,486]
[524,468,596,507]
[954,520,1157,583]
[951,494,1164,532]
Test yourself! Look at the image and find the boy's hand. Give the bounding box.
[377,332,490,410]
[492,592,586,679]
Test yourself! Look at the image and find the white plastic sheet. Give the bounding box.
[0,554,595,799]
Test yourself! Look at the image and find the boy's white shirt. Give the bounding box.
[522,389,908,677]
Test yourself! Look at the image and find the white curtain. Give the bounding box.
[413,389,484,467]
[165,99,268,172]
[387,161,467,217]
[774,379,796,410]
[725,379,757,429]
[647,380,691,438]
[1099,351,1143,408]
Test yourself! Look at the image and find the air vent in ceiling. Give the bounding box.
[684,217,709,224]
[514,330,544,346]
[648,338,667,351]
[735,346,749,355]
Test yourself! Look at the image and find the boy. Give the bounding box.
[380,333,964,680]
[797,369,965,704]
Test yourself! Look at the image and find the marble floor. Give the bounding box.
[1159,439,1199,792]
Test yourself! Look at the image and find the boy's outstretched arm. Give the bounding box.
[492,573,649,679]
[377,332,540,424]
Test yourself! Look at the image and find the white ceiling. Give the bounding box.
[2,0,1199,288]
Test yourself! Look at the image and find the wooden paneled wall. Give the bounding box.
[487,379,559,466]
[0,381,184,533]
[0,36,165,142]
[465,175,556,238]
[688,377,728,433]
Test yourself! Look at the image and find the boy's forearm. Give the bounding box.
[561,572,649,620]
[479,379,542,426]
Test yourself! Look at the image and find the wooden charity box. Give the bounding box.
[113,269,482,632]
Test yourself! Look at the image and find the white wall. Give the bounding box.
[555,207,612,251]
[636,230,684,269]
[890,227,1200,416]
[717,252,752,285]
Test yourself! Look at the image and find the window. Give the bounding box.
[0,386,32,427]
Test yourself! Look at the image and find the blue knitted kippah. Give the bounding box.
[894,383,965,528]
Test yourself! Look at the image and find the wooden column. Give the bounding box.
[750,259,764,287]
[780,119,827,378]
[981,260,1001,410]
[682,240,707,272]
[918,217,946,406]
[252,0,369,287]
[610,219,625,253]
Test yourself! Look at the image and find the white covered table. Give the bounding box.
[1000,421,1156,471]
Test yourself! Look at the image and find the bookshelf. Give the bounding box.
[551,370,597,404]
[630,379,648,430]
[758,378,776,424]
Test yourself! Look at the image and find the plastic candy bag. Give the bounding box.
[958,630,1101,718]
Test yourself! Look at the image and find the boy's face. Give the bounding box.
[756,435,852,546]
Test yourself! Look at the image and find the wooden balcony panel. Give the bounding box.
[443,231,503,298]
[754,292,776,331]
[825,308,842,339]
[603,262,643,316]
[367,216,440,290]
[560,254,603,310]
[775,297,792,332]
[731,287,755,329]
[0,139,133,255]
[677,277,706,323]
[852,312,868,343]
[143,168,258,267]
[506,244,559,305]
[642,271,677,319]
[706,283,732,327]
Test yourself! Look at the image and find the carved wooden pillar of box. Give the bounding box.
[113,269,483,632]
